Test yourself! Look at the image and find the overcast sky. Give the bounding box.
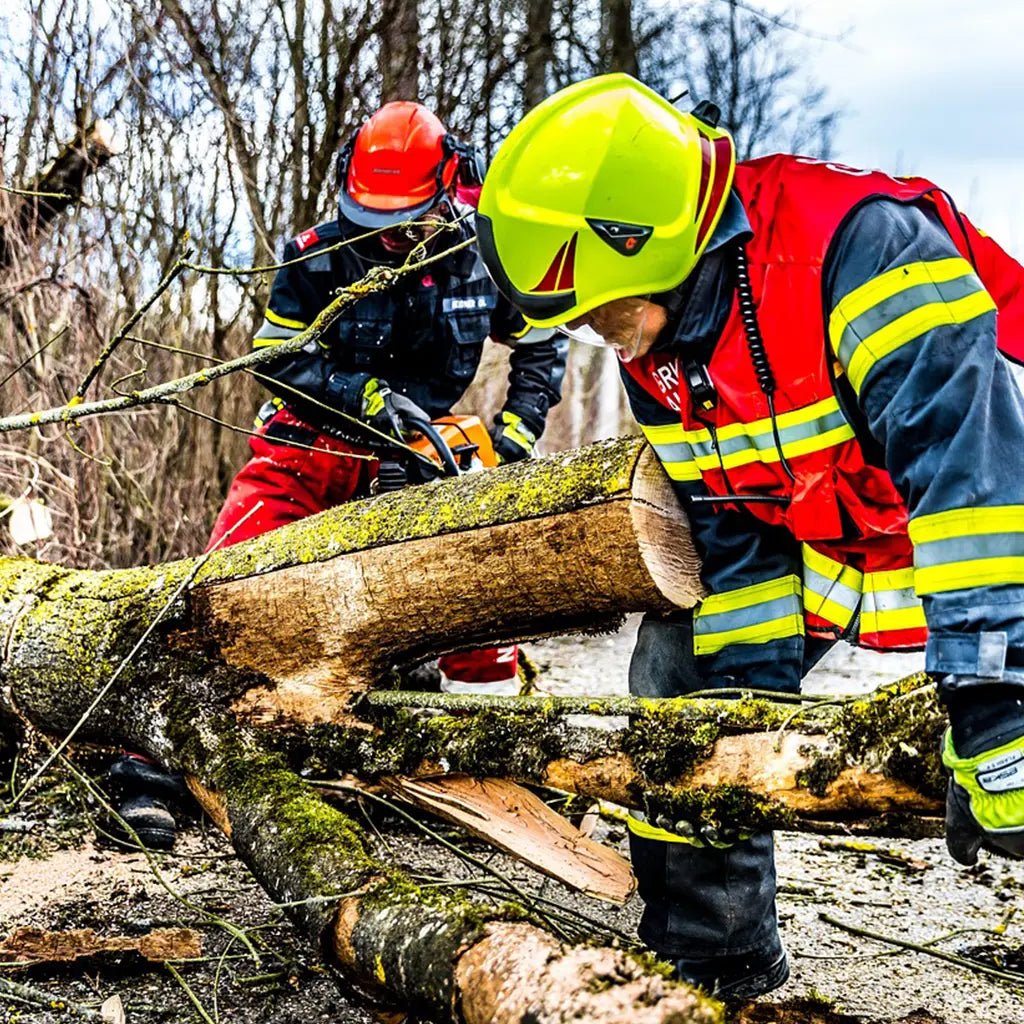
[756,0,1024,257]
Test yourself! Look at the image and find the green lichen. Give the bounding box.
[621,695,791,785]
[188,437,645,585]
[293,706,569,781]
[795,674,946,799]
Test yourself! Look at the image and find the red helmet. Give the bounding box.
[338,102,483,228]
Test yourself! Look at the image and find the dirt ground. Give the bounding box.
[1,616,1022,1023]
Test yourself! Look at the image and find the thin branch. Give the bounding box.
[820,913,1024,986]
[0,237,474,441]
[0,975,98,1019]
[0,183,74,200]
[360,688,833,716]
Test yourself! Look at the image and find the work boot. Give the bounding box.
[674,947,790,1000]
[104,756,191,850]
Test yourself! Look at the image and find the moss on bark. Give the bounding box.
[795,676,945,800]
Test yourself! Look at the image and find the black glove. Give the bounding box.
[942,682,1024,865]
[491,410,538,464]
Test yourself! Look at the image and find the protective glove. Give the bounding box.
[636,808,750,849]
[943,729,1024,864]
[491,410,538,464]
[360,378,429,440]
[940,678,1024,864]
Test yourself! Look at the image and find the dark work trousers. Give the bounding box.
[628,611,833,970]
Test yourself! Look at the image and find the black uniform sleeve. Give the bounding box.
[252,240,373,422]
[825,198,1024,687]
[620,368,806,693]
[490,296,568,436]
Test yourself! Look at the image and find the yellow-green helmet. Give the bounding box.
[476,73,736,328]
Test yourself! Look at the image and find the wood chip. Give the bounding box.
[382,774,635,903]
[100,993,126,1024]
[0,927,201,967]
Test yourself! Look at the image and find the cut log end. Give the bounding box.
[630,445,705,609]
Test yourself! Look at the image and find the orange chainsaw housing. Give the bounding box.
[407,415,498,471]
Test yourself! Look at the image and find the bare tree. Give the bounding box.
[380,0,422,100]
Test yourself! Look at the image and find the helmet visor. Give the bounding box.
[555,323,607,346]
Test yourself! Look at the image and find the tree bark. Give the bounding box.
[0,120,123,267]
[523,0,555,110]
[380,0,421,101]
[0,437,945,828]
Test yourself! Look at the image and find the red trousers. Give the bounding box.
[208,408,519,688]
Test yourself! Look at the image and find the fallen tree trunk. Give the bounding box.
[0,439,724,1021]
[288,679,947,836]
[0,437,948,1018]
[0,438,698,743]
[181,712,723,1024]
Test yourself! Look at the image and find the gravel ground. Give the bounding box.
[1,618,1022,1023]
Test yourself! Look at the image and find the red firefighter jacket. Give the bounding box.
[622,155,1024,652]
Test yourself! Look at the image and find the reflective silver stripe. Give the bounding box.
[803,564,861,612]
[835,273,984,370]
[255,318,303,341]
[862,585,920,613]
[649,440,696,464]
[692,406,851,462]
[694,593,802,637]
[913,532,1024,569]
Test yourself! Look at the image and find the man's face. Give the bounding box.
[558,297,668,362]
[379,205,450,254]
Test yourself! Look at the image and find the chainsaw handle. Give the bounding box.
[403,415,462,478]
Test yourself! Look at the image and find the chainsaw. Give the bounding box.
[373,413,498,493]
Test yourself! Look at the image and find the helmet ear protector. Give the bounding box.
[335,131,487,197]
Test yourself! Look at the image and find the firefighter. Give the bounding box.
[475,73,1024,998]
[108,101,567,849]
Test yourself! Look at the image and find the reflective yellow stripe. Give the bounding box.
[864,566,916,590]
[253,336,286,348]
[860,603,927,634]
[639,423,701,481]
[832,258,969,323]
[848,291,994,392]
[916,557,1024,595]
[693,576,804,656]
[829,258,996,393]
[860,566,925,634]
[265,308,308,331]
[909,505,1024,543]
[640,397,854,483]
[910,505,1024,594]
[801,544,863,629]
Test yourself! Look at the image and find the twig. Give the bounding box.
[819,913,1024,985]
[165,963,216,1024]
[72,247,190,403]
[51,750,260,963]
[0,183,73,200]
[0,237,473,437]
[0,325,68,391]
[319,780,573,942]
[360,689,817,717]
[0,974,98,1018]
